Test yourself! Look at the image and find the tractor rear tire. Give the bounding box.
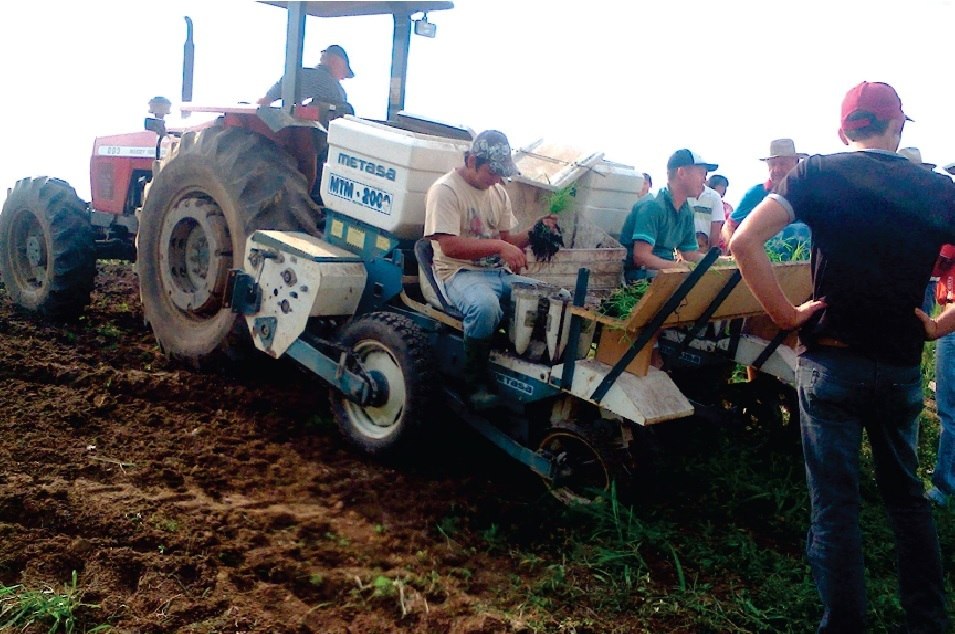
[0,177,95,321]
[331,312,435,458]
[137,124,322,367]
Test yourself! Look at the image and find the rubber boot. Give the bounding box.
[463,337,500,410]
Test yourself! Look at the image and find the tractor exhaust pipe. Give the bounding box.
[181,16,194,117]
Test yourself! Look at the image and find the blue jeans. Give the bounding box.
[923,281,937,316]
[798,348,947,633]
[444,269,541,340]
[932,332,955,498]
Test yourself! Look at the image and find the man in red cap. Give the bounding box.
[730,81,955,633]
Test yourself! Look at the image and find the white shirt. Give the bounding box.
[688,185,724,237]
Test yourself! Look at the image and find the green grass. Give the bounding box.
[93,323,122,339]
[766,237,811,262]
[455,388,953,633]
[0,570,109,633]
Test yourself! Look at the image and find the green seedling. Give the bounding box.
[0,570,108,634]
[598,280,650,319]
[545,186,575,215]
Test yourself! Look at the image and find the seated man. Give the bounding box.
[423,130,557,409]
[620,149,718,283]
[258,44,354,109]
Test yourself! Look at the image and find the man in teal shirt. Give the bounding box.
[621,149,719,282]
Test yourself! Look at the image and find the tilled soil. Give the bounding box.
[0,263,607,634]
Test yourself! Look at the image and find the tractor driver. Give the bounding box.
[424,130,558,410]
[258,44,355,111]
[258,44,356,205]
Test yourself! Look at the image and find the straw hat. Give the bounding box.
[760,138,808,161]
[898,146,937,170]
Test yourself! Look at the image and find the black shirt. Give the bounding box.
[773,150,955,365]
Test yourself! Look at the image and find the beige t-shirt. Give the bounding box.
[423,169,519,281]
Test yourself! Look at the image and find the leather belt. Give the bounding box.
[815,337,849,348]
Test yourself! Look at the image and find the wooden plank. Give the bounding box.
[569,259,811,330]
[620,261,811,331]
[521,247,625,292]
[593,328,657,377]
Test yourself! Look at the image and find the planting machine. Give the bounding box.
[0,2,811,503]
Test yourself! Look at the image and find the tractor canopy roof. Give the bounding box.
[260,2,453,18]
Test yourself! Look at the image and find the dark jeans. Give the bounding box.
[798,348,947,634]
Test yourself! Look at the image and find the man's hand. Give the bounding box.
[916,307,941,341]
[537,214,560,230]
[773,298,827,331]
[499,241,527,272]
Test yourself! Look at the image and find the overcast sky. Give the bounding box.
[1,0,953,208]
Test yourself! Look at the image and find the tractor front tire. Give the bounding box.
[137,125,322,367]
[0,177,95,321]
[331,312,435,458]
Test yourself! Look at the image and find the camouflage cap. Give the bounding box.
[469,130,518,177]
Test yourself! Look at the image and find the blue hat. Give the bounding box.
[323,44,354,78]
[667,148,718,172]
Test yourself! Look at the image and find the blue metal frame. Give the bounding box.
[324,210,401,259]
[323,210,405,312]
[285,339,374,405]
[442,388,555,479]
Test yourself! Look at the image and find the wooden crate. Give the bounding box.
[522,246,625,293]
[573,260,812,331]
[574,260,812,375]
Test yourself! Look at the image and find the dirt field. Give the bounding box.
[0,262,658,634]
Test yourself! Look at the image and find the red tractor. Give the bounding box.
[0,1,451,349]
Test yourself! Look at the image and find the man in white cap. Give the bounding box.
[258,44,354,107]
[898,146,937,171]
[619,148,718,282]
[722,138,808,247]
